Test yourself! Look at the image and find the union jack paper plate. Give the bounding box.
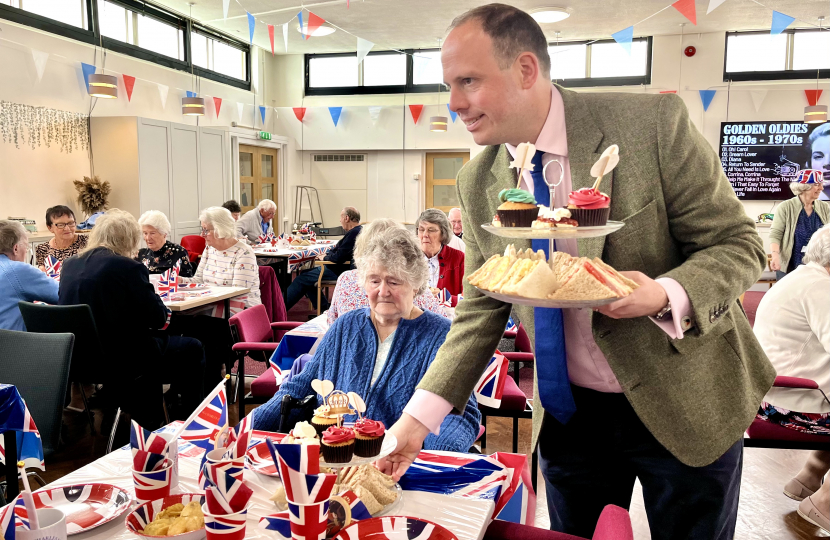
[333,516,459,540]
[125,493,206,539]
[1,483,132,535]
[179,283,209,290]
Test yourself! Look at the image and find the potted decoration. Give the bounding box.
[73,175,111,224]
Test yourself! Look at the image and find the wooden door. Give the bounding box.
[239,144,279,215]
[426,152,469,212]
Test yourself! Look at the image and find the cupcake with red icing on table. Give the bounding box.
[321,426,356,463]
[353,419,386,457]
[567,188,610,226]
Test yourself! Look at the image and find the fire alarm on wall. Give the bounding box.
[684,46,696,57]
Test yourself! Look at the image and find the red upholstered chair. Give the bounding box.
[228,304,302,420]
[745,376,830,451]
[505,323,534,386]
[483,505,633,540]
[180,235,206,268]
[741,290,765,328]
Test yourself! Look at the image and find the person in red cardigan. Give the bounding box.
[416,209,465,303]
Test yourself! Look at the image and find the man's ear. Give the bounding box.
[514,52,540,90]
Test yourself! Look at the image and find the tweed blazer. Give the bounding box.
[417,86,776,467]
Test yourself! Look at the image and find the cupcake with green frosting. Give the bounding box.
[496,189,538,227]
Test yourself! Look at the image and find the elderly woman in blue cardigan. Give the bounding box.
[253,226,480,452]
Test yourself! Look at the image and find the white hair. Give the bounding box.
[258,199,277,212]
[803,224,830,267]
[448,208,462,217]
[789,182,816,196]
[137,210,172,238]
[357,227,429,296]
[199,207,237,239]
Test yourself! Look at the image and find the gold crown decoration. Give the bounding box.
[326,391,356,416]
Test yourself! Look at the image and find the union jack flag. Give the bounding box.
[265,439,320,475]
[308,230,316,241]
[505,316,517,333]
[258,512,291,537]
[44,256,61,281]
[205,510,248,540]
[157,262,180,297]
[130,420,168,454]
[132,465,172,502]
[132,449,167,472]
[258,232,277,244]
[797,168,823,184]
[224,412,255,459]
[270,362,284,387]
[177,381,228,452]
[332,489,372,521]
[287,500,328,540]
[474,352,508,408]
[0,497,28,539]
[0,385,43,472]
[205,472,253,514]
[437,288,452,307]
[277,454,336,504]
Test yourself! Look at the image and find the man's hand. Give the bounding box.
[594,271,668,319]
[316,253,326,261]
[769,253,781,271]
[374,413,430,481]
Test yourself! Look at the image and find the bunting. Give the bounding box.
[259,105,267,124]
[283,23,289,53]
[247,12,256,44]
[749,90,767,112]
[357,37,374,65]
[368,106,382,125]
[707,0,727,14]
[409,104,424,124]
[237,102,245,121]
[805,89,823,106]
[329,106,342,127]
[306,12,325,40]
[186,91,196,98]
[123,74,136,101]
[612,26,634,54]
[293,107,307,122]
[31,49,49,83]
[672,0,696,25]
[770,11,795,35]
[446,104,458,123]
[297,11,304,40]
[268,24,275,55]
[81,62,96,90]
[213,96,223,116]
[222,0,230,19]
[699,89,716,111]
[157,84,169,108]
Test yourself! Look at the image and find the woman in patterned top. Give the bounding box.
[136,210,194,277]
[35,205,88,269]
[328,218,447,325]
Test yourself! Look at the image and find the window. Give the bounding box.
[548,43,587,80]
[413,51,442,85]
[191,30,247,81]
[547,37,651,87]
[1,0,88,28]
[725,30,830,81]
[308,55,358,88]
[364,52,406,86]
[591,41,648,78]
[98,0,184,61]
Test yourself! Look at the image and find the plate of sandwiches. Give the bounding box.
[468,245,639,308]
[481,220,624,239]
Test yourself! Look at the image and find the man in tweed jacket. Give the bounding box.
[377,5,775,539]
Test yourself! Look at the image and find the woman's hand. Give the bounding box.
[770,253,781,271]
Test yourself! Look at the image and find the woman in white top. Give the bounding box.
[754,224,830,532]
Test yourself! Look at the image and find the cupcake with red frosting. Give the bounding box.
[567,188,611,226]
[321,426,356,463]
[353,419,386,457]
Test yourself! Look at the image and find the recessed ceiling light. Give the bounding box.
[529,7,571,24]
[297,22,336,37]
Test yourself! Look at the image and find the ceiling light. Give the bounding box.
[529,7,571,24]
[430,116,448,132]
[805,105,828,124]
[88,74,118,99]
[182,96,205,116]
[297,22,336,37]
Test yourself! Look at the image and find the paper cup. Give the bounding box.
[132,459,174,504]
[200,448,245,489]
[287,499,329,540]
[156,432,180,489]
[202,503,248,540]
[16,508,67,540]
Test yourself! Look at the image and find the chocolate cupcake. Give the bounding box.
[567,188,610,226]
[321,426,355,463]
[496,189,538,227]
[353,419,386,458]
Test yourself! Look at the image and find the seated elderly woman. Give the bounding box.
[35,205,88,270]
[416,208,465,299]
[59,209,205,425]
[0,220,59,331]
[253,227,480,451]
[754,224,830,532]
[136,210,194,277]
[328,218,448,325]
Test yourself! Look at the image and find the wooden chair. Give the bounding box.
[757,253,777,287]
[315,260,348,315]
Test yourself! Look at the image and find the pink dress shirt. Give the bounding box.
[404,86,694,433]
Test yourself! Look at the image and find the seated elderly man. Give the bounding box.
[253,227,480,451]
[0,220,59,331]
[447,208,466,253]
[136,210,194,277]
[236,199,276,243]
[285,206,363,311]
[754,224,830,533]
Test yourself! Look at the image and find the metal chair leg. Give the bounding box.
[78,384,96,435]
[106,407,121,454]
[512,416,519,453]
[480,415,487,448]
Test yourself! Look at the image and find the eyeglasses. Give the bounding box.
[417,227,441,235]
[53,222,76,230]
[200,227,214,237]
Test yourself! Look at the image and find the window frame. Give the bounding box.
[0,1,95,45]
[550,37,653,87]
[724,29,830,82]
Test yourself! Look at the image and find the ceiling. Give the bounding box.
[154,0,829,54]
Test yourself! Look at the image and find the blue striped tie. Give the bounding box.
[529,150,576,424]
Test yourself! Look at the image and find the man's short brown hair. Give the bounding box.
[344,207,361,223]
[448,3,551,78]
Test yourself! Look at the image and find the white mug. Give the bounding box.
[16,508,67,540]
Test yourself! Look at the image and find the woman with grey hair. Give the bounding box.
[416,208,465,298]
[770,171,829,280]
[253,226,480,452]
[136,210,194,277]
[0,219,59,331]
[754,224,830,532]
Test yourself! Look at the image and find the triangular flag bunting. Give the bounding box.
[293,107,307,122]
[247,12,256,44]
[81,62,96,89]
[409,104,424,124]
[268,24,275,55]
[297,11,304,39]
[123,74,136,101]
[283,23,289,52]
[306,12,325,40]
[749,90,767,112]
[699,89,716,111]
[447,104,458,123]
[329,106,342,127]
[237,102,245,121]
[157,84,168,108]
[672,0,696,25]
[707,0,727,14]
[805,89,823,107]
[612,26,634,55]
[31,49,49,83]
[259,105,266,124]
[213,97,223,116]
[368,106,382,125]
[222,0,230,19]
[357,37,374,65]
[771,11,795,35]
[659,90,677,93]
[186,90,196,98]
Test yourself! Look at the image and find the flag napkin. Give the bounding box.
[158,262,180,297]
[132,449,168,472]
[130,420,169,453]
[44,256,61,281]
[308,230,316,242]
[265,439,320,475]
[437,288,452,307]
[265,439,334,504]
[223,414,254,460]
[205,471,253,514]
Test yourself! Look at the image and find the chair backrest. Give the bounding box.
[0,329,73,458]
[742,291,765,328]
[258,265,275,322]
[180,235,206,254]
[228,304,272,343]
[18,302,106,383]
[515,323,532,354]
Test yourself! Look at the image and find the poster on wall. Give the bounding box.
[719,120,830,201]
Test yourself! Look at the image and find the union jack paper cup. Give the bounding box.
[16,508,67,540]
[287,499,329,540]
[202,503,248,540]
[156,432,180,489]
[132,459,173,504]
[200,448,245,489]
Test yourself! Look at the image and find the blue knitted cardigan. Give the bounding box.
[253,308,480,452]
